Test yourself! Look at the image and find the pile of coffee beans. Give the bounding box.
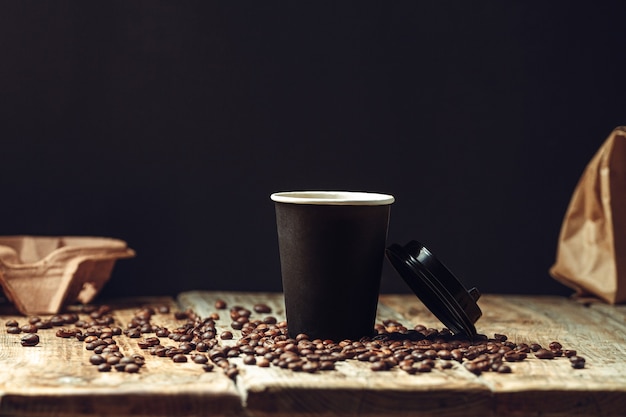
[4,298,586,379]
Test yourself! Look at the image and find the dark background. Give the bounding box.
[1,2,625,300]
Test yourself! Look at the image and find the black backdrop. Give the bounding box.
[1,2,625,300]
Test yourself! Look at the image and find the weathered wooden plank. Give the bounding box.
[2,292,625,417]
[0,296,243,417]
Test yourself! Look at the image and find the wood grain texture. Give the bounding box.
[1,292,625,417]
[0,296,242,417]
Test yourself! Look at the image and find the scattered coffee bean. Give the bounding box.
[20,334,39,346]
[497,364,512,373]
[97,363,112,372]
[549,341,562,351]
[570,356,586,369]
[5,319,19,327]
[172,354,187,363]
[535,349,555,359]
[90,354,106,365]
[253,303,272,314]
[20,324,38,334]
[124,363,140,373]
[6,326,20,334]
[215,299,227,309]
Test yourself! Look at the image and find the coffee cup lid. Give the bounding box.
[385,241,482,338]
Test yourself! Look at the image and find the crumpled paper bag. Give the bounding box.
[550,127,626,304]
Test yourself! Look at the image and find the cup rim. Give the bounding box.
[270,191,395,206]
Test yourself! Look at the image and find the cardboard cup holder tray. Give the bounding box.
[0,236,135,315]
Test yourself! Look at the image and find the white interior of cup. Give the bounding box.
[270,191,395,206]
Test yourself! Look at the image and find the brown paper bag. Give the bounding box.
[550,127,626,304]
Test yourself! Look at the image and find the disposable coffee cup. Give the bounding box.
[271,191,394,341]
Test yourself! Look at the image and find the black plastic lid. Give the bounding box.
[385,241,482,338]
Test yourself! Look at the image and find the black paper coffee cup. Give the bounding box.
[271,191,394,341]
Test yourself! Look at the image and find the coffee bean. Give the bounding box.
[370,361,389,371]
[416,362,432,373]
[464,362,482,375]
[221,331,234,340]
[497,364,512,373]
[6,326,20,334]
[192,354,208,364]
[535,349,555,359]
[97,363,112,372]
[225,367,239,379]
[437,349,452,360]
[20,334,39,346]
[90,354,106,365]
[172,354,187,363]
[564,349,577,358]
[20,324,38,334]
[5,319,18,327]
[125,363,140,373]
[253,304,272,314]
[256,357,270,367]
[570,356,586,369]
[493,333,507,342]
[215,299,227,309]
[549,341,562,351]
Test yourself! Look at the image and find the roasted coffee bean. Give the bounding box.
[5,319,19,327]
[215,299,227,309]
[549,341,562,351]
[416,362,432,373]
[570,356,586,369]
[20,333,40,346]
[47,316,64,327]
[35,320,53,330]
[370,361,389,371]
[20,324,38,334]
[125,363,140,373]
[107,356,121,365]
[155,328,169,338]
[225,367,239,379]
[564,349,577,358]
[464,362,481,375]
[192,354,209,364]
[256,357,270,367]
[172,354,187,363]
[90,354,106,365]
[6,326,20,334]
[97,363,112,372]
[535,349,555,359]
[497,364,512,373]
[202,363,215,372]
[55,328,76,338]
[530,343,542,352]
[243,355,256,365]
[221,331,234,340]
[174,311,189,320]
[253,304,272,314]
[437,349,452,360]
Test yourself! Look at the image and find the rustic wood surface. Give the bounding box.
[0,291,625,417]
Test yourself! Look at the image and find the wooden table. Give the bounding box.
[0,291,625,417]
